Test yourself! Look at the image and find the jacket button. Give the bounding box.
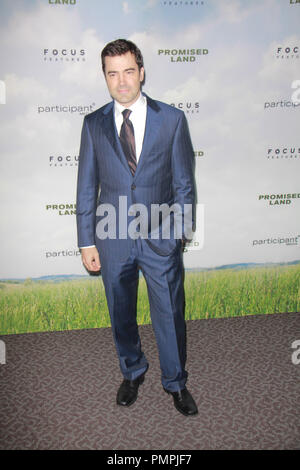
[131,183,136,190]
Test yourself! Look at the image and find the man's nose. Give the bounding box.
[119,73,126,86]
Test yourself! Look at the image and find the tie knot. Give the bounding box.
[122,109,132,120]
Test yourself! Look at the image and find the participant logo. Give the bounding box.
[38,103,95,116]
[252,235,300,247]
[45,249,81,259]
[264,99,300,110]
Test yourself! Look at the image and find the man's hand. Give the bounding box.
[81,247,101,272]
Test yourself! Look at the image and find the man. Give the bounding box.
[76,39,198,416]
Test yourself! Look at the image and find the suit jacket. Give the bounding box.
[76,93,196,262]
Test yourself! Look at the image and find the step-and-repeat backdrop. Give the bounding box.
[0,0,299,334]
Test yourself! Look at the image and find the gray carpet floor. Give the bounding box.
[0,312,299,450]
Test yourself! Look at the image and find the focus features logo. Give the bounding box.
[275,45,299,59]
[43,49,86,62]
[162,1,204,6]
[267,147,300,159]
[49,155,79,167]
[49,0,77,4]
[170,101,200,115]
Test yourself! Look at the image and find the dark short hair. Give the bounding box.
[101,39,144,73]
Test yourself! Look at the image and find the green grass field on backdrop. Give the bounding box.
[0,264,299,335]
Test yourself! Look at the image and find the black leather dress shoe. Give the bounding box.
[164,387,198,416]
[116,373,145,407]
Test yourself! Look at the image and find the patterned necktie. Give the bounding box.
[120,109,137,176]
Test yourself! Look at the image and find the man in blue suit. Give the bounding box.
[76,39,198,416]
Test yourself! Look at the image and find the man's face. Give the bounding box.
[104,51,144,107]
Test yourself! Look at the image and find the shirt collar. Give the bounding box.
[114,92,146,118]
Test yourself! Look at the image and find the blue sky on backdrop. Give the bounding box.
[0,0,299,277]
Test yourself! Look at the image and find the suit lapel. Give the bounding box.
[100,101,133,176]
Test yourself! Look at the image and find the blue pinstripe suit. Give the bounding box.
[76,93,196,391]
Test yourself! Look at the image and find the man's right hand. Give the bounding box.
[81,247,101,272]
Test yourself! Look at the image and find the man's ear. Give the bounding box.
[140,67,145,83]
[140,67,145,87]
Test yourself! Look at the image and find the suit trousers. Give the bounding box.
[100,238,188,392]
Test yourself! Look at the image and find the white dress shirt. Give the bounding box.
[80,92,147,249]
[114,92,147,161]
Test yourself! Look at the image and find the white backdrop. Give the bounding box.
[0,0,299,280]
